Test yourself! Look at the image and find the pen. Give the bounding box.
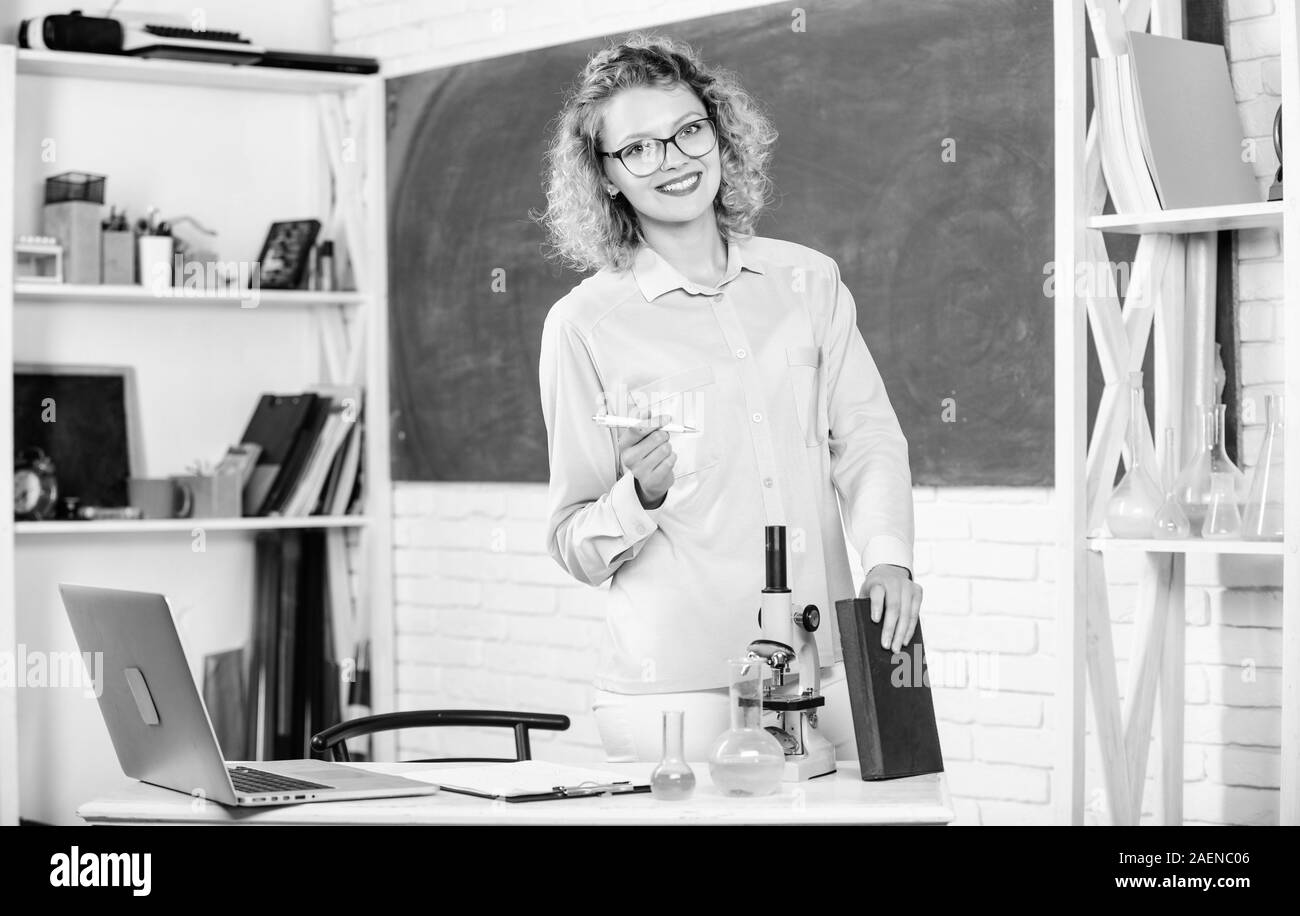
[591,414,698,434]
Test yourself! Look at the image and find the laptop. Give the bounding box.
[59,584,440,807]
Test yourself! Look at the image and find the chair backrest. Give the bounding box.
[310,709,571,763]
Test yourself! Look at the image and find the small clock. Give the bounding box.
[14,447,58,521]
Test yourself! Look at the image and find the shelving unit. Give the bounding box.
[1087,537,1286,556]
[1055,0,1299,825]
[0,48,393,825]
[14,282,366,309]
[15,517,371,536]
[1086,200,1283,234]
[15,48,367,94]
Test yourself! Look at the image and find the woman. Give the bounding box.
[537,34,921,763]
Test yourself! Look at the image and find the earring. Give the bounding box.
[607,187,618,198]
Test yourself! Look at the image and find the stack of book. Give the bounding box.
[1092,32,1259,213]
[238,386,364,517]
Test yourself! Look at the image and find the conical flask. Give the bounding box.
[1106,372,1163,538]
[1176,407,1215,531]
[1210,402,1249,502]
[1152,427,1191,538]
[1202,470,1243,539]
[1242,394,1285,540]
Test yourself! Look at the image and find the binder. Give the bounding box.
[261,394,328,515]
[281,384,362,516]
[834,598,944,780]
[429,761,651,803]
[240,394,318,516]
[1126,31,1259,209]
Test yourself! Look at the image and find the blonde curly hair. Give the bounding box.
[538,33,778,274]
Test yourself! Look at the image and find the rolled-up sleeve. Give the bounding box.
[822,259,915,576]
[539,312,661,586]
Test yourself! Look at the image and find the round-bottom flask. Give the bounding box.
[650,710,695,801]
[707,658,784,797]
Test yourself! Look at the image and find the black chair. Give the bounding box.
[310,709,571,763]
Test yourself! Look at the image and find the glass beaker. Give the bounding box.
[650,710,695,801]
[1152,427,1191,538]
[1202,470,1243,539]
[707,658,784,797]
[1106,372,1163,538]
[1243,394,1285,540]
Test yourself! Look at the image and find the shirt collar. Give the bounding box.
[631,236,766,301]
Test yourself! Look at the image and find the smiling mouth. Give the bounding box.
[655,171,702,193]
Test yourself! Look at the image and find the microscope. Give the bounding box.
[747,524,837,781]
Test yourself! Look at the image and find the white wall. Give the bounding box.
[340,0,1290,826]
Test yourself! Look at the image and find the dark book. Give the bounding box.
[260,395,328,515]
[247,532,282,759]
[835,598,944,780]
[292,531,340,756]
[240,394,318,516]
[272,531,302,759]
[314,435,348,516]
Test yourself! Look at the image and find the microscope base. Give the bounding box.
[782,744,837,781]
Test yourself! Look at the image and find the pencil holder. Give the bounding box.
[102,229,135,285]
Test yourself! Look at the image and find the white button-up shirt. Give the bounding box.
[538,235,914,694]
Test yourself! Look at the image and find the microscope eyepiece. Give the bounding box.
[764,525,787,591]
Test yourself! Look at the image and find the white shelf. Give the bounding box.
[16,49,375,94]
[15,516,370,536]
[1087,536,1286,556]
[14,282,366,309]
[1087,201,1283,235]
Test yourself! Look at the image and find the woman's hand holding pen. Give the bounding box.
[620,406,676,510]
[860,564,923,653]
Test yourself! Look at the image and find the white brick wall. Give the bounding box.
[342,0,1289,825]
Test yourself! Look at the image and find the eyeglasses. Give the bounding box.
[599,117,718,178]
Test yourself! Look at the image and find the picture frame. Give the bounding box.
[251,219,321,290]
[13,363,143,509]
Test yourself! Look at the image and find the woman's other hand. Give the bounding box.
[620,405,676,509]
[859,564,922,653]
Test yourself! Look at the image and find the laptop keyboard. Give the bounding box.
[228,765,332,795]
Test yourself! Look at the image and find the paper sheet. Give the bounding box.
[429,761,647,797]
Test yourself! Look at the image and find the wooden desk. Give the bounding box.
[78,761,953,825]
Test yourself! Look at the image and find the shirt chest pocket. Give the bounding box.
[630,365,719,479]
[787,345,827,447]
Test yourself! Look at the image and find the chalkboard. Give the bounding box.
[387,0,1058,484]
[13,365,139,508]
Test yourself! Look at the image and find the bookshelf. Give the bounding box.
[15,517,371,536]
[1086,537,1287,557]
[14,282,366,309]
[1055,0,1299,826]
[15,48,366,94]
[1086,200,1283,234]
[0,48,394,825]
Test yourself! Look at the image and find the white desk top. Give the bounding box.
[77,761,953,826]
